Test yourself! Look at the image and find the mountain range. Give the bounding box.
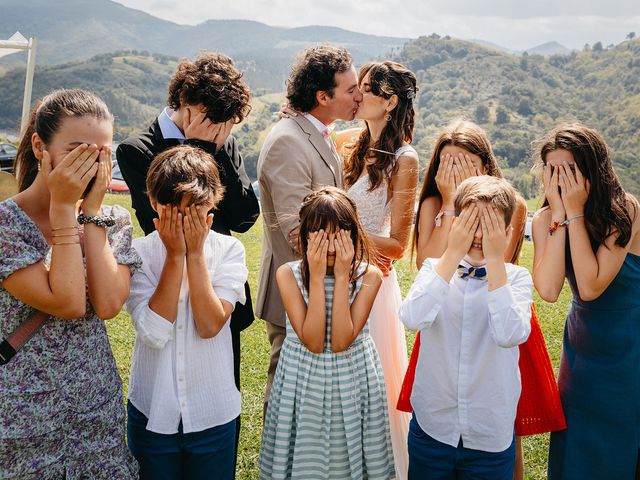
[2,0,637,198]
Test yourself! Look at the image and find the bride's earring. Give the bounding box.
[385,112,391,122]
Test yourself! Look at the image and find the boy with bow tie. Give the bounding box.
[399,175,533,480]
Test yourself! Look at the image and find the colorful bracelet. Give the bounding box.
[548,214,584,236]
[548,220,568,236]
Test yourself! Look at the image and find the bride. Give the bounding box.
[340,60,419,480]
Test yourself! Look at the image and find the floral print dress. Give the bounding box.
[0,199,140,479]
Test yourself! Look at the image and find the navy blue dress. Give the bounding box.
[548,253,640,479]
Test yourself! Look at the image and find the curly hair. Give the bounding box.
[286,45,353,112]
[535,122,635,250]
[167,52,251,124]
[344,61,418,191]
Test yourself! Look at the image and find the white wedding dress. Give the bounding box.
[347,145,415,480]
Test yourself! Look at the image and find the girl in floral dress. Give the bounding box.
[0,89,139,479]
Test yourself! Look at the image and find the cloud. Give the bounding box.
[114,0,640,50]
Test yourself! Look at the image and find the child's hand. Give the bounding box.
[183,205,213,257]
[481,206,508,262]
[45,144,100,207]
[452,152,480,187]
[435,154,457,207]
[81,147,112,216]
[543,164,565,219]
[558,163,589,217]
[333,230,354,279]
[153,205,186,259]
[307,230,328,279]
[446,204,479,261]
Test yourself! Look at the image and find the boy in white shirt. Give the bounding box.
[399,176,532,480]
[126,145,248,480]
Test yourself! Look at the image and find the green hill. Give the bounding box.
[1,35,638,197]
[395,35,640,197]
[0,0,408,92]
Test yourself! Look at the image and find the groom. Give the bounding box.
[256,44,363,409]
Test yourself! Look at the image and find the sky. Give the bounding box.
[114,0,640,51]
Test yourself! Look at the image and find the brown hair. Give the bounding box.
[454,176,517,226]
[413,119,503,252]
[167,52,251,124]
[14,89,113,192]
[286,45,353,113]
[146,145,224,208]
[535,122,635,249]
[344,61,418,191]
[297,186,371,291]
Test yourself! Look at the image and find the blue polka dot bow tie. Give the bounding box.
[457,265,487,280]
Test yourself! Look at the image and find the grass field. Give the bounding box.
[102,194,573,480]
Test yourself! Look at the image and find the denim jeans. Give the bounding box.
[127,401,237,480]
[408,414,516,480]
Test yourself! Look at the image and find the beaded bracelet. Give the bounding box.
[77,213,116,228]
[548,214,585,236]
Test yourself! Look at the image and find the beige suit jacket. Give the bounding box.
[256,115,343,326]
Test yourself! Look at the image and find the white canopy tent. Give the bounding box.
[0,32,37,134]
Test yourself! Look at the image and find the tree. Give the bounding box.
[627,32,636,41]
[517,98,533,116]
[593,42,604,52]
[474,104,489,124]
[496,106,510,125]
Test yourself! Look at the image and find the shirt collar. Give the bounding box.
[303,113,333,136]
[158,107,185,142]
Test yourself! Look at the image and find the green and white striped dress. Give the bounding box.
[260,261,395,479]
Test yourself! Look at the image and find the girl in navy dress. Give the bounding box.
[531,123,640,479]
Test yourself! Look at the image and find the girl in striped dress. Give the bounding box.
[259,186,395,479]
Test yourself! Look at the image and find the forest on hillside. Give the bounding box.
[1,34,638,198]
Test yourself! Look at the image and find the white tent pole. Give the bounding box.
[21,37,37,135]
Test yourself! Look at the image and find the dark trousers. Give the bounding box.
[127,402,237,480]
[229,282,253,477]
[408,414,516,480]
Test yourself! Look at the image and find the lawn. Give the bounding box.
[103,193,573,480]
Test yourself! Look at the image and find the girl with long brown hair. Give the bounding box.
[260,187,394,479]
[0,89,139,478]
[532,123,640,480]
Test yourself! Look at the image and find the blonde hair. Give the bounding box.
[454,176,517,226]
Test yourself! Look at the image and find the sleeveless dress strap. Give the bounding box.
[287,261,308,301]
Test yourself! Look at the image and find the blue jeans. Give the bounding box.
[127,401,237,480]
[408,414,516,480]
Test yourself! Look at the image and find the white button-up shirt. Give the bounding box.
[399,258,532,452]
[126,231,248,434]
